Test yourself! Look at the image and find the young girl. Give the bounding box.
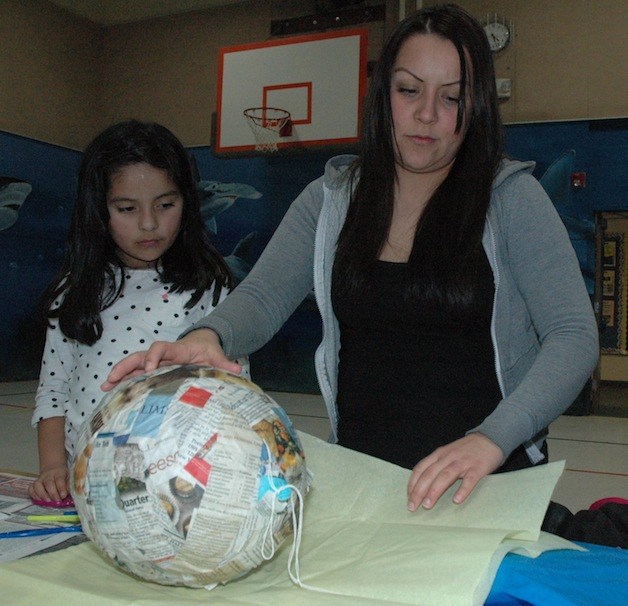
[30,120,244,502]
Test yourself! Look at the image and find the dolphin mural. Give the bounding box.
[539,150,595,240]
[224,231,257,285]
[197,180,262,235]
[538,150,595,291]
[0,178,32,231]
[196,179,264,286]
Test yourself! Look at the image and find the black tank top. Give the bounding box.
[332,250,503,469]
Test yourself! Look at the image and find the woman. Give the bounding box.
[104,5,598,511]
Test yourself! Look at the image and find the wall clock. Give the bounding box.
[483,14,512,53]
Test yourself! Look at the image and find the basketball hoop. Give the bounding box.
[243,107,292,153]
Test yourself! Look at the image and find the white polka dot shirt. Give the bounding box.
[33,268,248,457]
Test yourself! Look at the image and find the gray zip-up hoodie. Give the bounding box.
[192,155,599,463]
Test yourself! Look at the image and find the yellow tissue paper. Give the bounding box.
[0,432,576,606]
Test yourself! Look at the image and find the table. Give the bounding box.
[1,433,626,605]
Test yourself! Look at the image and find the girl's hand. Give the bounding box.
[28,465,69,502]
[406,433,504,511]
[101,329,242,391]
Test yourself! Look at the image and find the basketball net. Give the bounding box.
[243,107,291,153]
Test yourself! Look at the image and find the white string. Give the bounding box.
[260,442,341,596]
[260,481,279,560]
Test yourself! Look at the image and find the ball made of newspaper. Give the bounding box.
[71,365,312,588]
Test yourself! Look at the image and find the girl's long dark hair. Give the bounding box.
[42,120,233,345]
[335,3,503,313]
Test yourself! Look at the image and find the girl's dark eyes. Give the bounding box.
[111,200,177,213]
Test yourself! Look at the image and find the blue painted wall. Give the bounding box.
[506,119,627,296]
[1,118,626,389]
[505,119,627,213]
[0,132,81,381]
[189,148,332,392]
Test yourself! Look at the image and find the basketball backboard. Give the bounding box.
[214,29,367,155]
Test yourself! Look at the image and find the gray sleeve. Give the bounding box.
[182,176,325,358]
[475,174,599,456]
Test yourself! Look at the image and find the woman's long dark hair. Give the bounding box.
[43,120,233,345]
[335,3,503,313]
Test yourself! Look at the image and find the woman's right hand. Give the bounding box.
[101,329,242,391]
[28,465,69,502]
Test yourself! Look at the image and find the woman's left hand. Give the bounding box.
[407,433,504,511]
